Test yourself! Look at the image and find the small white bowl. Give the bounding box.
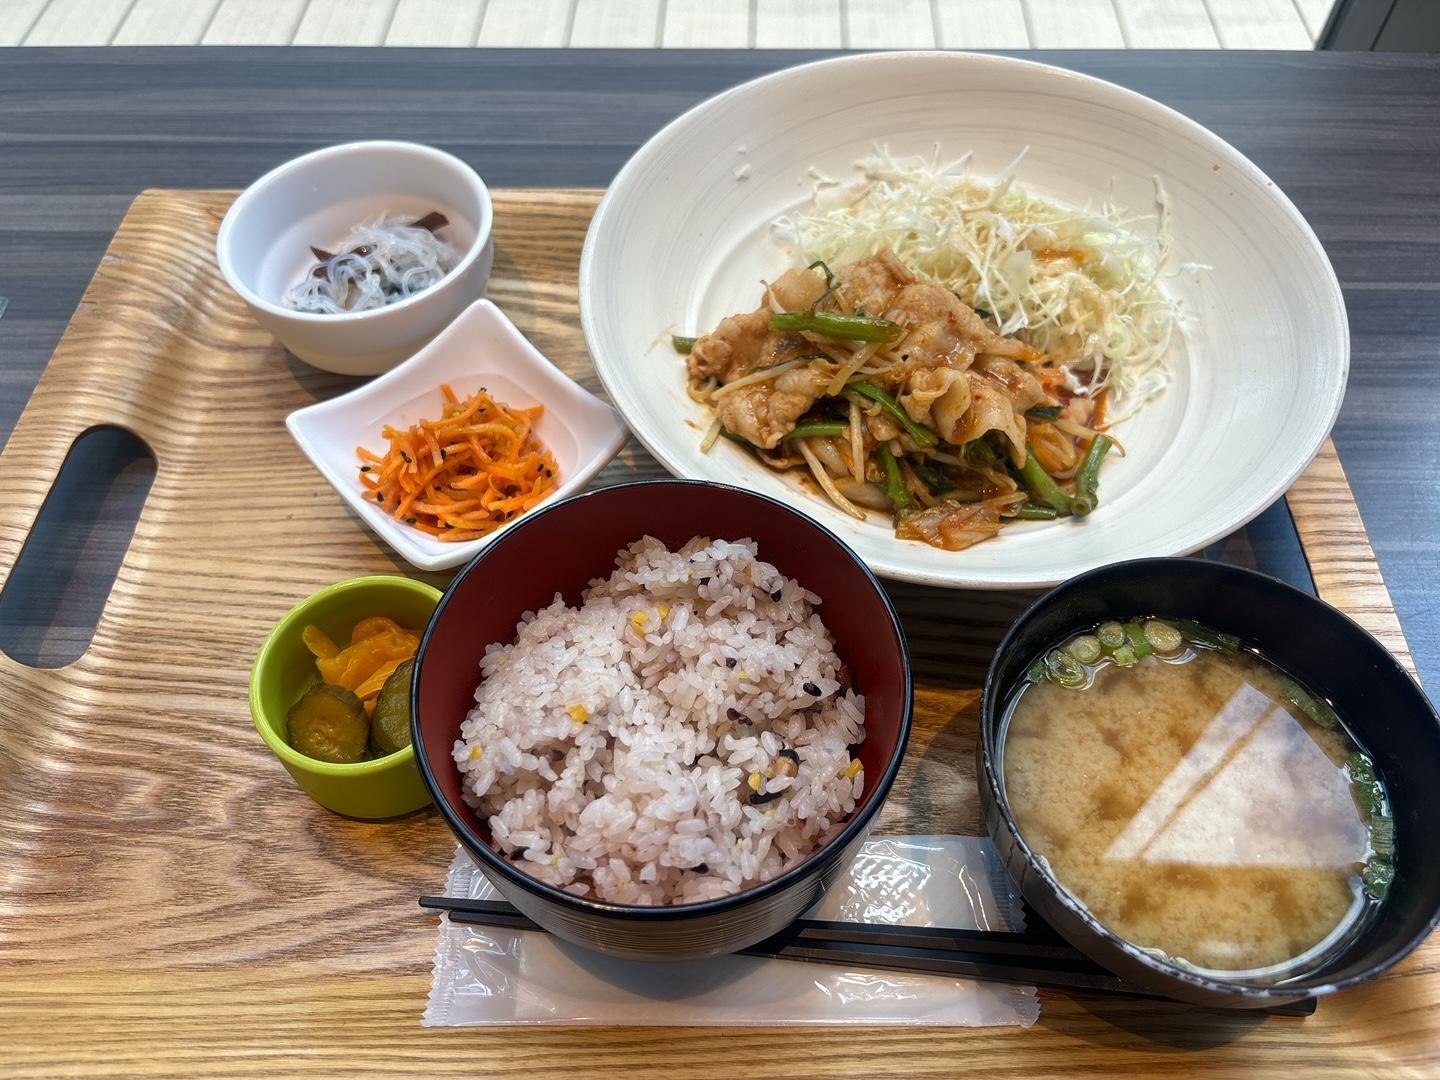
[287,299,630,570]
[218,140,494,376]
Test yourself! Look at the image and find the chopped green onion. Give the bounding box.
[1370,814,1395,858]
[719,427,750,446]
[846,380,939,448]
[1096,622,1126,652]
[877,444,911,514]
[770,310,901,343]
[1014,451,1073,516]
[1111,644,1138,667]
[1045,649,1087,688]
[1069,635,1103,665]
[1025,658,1048,684]
[782,421,850,442]
[1175,619,1241,653]
[1363,857,1395,900]
[1012,504,1059,521]
[1025,405,1063,421]
[671,334,697,354]
[1278,678,1340,729]
[1353,777,1385,817]
[1143,619,1183,654]
[1123,621,1154,661]
[1069,434,1114,517]
[1348,752,1376,784]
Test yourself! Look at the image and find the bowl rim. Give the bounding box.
[578,50,1351,591]
[216,139,494,325]
[979,555,1440,1001]
[411,477,915,920]
[249,574,443,777]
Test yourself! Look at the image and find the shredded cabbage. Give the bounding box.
[773,146,1184,415]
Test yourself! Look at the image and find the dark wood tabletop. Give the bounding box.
[1,46,1437,688]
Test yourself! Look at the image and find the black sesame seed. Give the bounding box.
[439,448,447,460]
[803,681,821,696]
[725,657,737,669]
[771,589,784,601]
[726,707,741,721]
[405,517,417,525]
[695,862,709,874]
[399,451,411,464]
[374,492,385,502]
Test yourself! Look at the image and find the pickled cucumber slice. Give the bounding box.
[371,658,415,756]
[286,683,369,764]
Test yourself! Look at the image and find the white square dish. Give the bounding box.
[287,299,629,570]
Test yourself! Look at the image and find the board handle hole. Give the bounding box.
[0,426,156,668]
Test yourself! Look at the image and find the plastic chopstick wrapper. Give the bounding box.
[423,835,1039,1027]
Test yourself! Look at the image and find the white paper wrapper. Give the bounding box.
[424,835,1039,1027]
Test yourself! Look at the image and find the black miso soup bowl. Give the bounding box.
[979,557,1440,1009]
[412,480,912,961]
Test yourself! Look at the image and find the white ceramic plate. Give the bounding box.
[579,52,1348,589]
[288,299,629,571]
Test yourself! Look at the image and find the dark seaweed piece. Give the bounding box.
[410,210,450,233]
[749,787,783,806]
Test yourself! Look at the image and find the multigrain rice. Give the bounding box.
[453,536,866,905]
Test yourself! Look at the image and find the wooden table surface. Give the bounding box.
[1,47,1438,1077]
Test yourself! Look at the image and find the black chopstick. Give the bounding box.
[421,895,1078,961]
[418,896,1316,1016]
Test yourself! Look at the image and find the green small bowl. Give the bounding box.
[249,575,442,819]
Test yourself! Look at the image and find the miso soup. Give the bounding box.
[1002,618,1393,980]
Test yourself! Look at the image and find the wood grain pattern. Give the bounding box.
[2,187,1436,1077]
[1287,441,1414,674]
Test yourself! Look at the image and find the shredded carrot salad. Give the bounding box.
[357,383,559,541]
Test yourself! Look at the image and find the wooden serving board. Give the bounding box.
[0,190,1432,1078]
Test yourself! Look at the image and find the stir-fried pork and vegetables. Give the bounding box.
[682,250,1117,551]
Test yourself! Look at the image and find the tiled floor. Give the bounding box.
[5,0,1329,48]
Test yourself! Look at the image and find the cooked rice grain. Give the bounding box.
[453,536,866,905]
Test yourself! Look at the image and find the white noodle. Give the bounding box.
[284,213,461,314]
